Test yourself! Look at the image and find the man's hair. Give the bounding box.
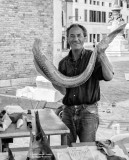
[66,24,87,37]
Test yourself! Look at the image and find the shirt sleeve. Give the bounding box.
[58,60,67,75]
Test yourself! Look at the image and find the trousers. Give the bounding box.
[62,103,99,146]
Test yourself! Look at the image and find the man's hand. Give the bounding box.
[97,37,110,56]
[52,84,66,95]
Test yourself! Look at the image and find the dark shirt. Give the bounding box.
[58,49,106,106]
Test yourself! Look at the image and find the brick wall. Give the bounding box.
[0,0,56,88]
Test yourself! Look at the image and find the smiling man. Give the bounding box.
[55,23,114,146]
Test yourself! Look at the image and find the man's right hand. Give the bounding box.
[52,84,66,95]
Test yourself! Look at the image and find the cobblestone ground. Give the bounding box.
[100,58,129,104]
[98,57,129,140]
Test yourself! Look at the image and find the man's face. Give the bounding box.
[68,27,86,50]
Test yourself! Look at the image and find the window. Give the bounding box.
[89,34,100,43]
[75,0,78,2]
[98,11,101,22]
[89,10,101,22]
[89,34,101,43]
[102,2,104,6]
[84,0,87,3]
[120,0,123,7]
[62,11,64,27]
[84,9,87,21]
[109,3,112,7]
[93,11,96,22]
[93,34,96,40]
[96,11,100,22]
[97,1,99,5]
[102,12,106,23]
[75,8,78,21]
[90,10,105,23]
[90,34,92,42]
[89,10,95,22]
[89,10,92,22]
[90,0,92,4]
[97,34,100,42]
[127,3,129,8]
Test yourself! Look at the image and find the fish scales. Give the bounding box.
[33,23,127,88]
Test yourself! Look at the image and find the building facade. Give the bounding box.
[0,0,62,89]
[62,0,129,50]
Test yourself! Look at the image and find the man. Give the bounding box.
[34,23,113,146]
[55,24,114,145]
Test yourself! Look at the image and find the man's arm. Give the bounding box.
[97,42,114,81]
[99,53,114,81]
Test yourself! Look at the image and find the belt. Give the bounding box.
[73,103,98,114]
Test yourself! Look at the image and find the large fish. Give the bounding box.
[33,23,127,88]
[26,111,55,160]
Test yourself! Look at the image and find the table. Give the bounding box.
[0,109,70,152]
[0,150,59,160]
[0,145,104,160]
[0,140,129,160]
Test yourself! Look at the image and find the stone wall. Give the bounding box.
[0,0,58,88]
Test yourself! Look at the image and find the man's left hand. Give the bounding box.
[97,37,109,55]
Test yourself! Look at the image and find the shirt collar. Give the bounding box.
[68,48,85,62]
